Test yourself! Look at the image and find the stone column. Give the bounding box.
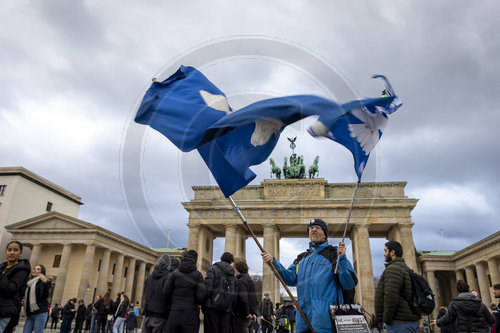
[387,226,401,243]
[134,261,147,303]
[224,225,237,255]
[274,228,281,303]
[30,243,42,265]
[125,258,136,297]
[449,273,458,298]
[187,225,200,251]
[111,253,125,297]
[426,270,439,319]
[262,225,276,302]
[234,227,246,261]
[96,248,111,296]
[399,224,418,271]
[52,243,73,305]
[487,258,500,285]
[465,266,478,291]
[78,244,96,300]
[456,269,465,282]
[354,225,375,315]
[475,262,491,305]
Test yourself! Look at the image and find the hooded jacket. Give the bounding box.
[203,261,236,311]
[272,241,357,333]
[0,259,31,317]
[375,257,421,324]
[62,300,76,319]
[436,292,495,332]
[143,254,171,317]
[165,250,206,312]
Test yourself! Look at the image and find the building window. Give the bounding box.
[46,202,53,212]
[0,185,6,196]
[53,255,61,268]
[97,259,102,272]
[123,267,128,278]
[112,263,116,275]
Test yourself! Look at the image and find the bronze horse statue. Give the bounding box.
[270,158,281,179]
[308,156,319,178]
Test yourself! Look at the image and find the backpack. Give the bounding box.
[294,245,358,304]
[211,265,237,311]
[394,262,435,315]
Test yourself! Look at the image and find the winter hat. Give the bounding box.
[220,252,235,263]
[158,254,171,270]
[170,258,180,270]
[307,218,328,238]
[182,250,198,265]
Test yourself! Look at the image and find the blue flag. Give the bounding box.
[135,66,344,197]
[135,66,401,196]
[308,77,402,179]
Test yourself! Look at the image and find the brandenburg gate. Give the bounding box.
[183,178,418,316]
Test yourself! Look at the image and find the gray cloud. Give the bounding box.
[1,1,498,278]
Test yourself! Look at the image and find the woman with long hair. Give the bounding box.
[93,292,111,333]
[112,294,129,333]
[0,241,30,333]
[22,264,51,333]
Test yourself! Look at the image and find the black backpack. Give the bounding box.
[294,245,358,304]
[211,266,237,311]
[395,262,435,315]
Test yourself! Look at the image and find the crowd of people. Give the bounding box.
[2,218,499,333]
[0,240,298,333]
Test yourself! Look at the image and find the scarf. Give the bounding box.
[25,276,40,314]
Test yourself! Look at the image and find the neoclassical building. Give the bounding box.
[6,212,160,305]
[1,167,184,306]
[418,231,500,317]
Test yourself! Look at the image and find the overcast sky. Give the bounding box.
[1,1,499,278]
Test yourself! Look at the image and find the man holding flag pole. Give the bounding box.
[135,65,402,333]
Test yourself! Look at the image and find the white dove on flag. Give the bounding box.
[348,106,388,155]
[200,90,283,147]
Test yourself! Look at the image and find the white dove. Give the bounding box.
[199,90,283,147]
[348,106,388,155]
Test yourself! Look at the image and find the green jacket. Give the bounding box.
[375,257,421,324]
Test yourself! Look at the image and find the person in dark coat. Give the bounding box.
[142,254,171,333]
[93,293,111,333]
[84,303,93,332]
[202,252,236,333]
[73,300,87,333]
[112,294,129,333]
[494,283,500,333]
[51,304,62,330]
[165,250,206,333]
[60,298,77,333]
[0,240,30,333]
[23,264,52,333]
[435,306,455,333]
[125,307,137,333]
[257,293,275,333]
[435,280,495,332]
[232,260,257,333]
[169,258,180,272]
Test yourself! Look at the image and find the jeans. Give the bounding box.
[0,317,11,333]
[60,318,74,333]
[89,316,96,333]
[112,318,125,333]
[23,313,48,333]
[386,321,419,333]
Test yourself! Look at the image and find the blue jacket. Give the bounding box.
[272,241,356,333]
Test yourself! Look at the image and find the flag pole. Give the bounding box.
[228,196,316,333]
[334,178,361,274]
